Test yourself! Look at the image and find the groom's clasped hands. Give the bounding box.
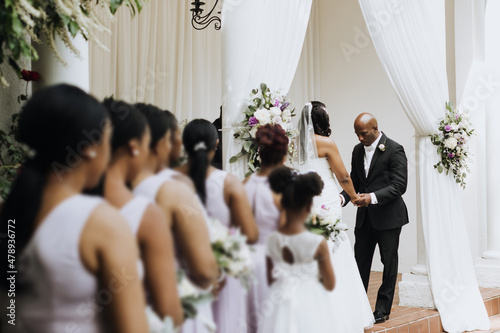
[351,193,371,207]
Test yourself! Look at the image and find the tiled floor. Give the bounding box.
[364,272,500,333]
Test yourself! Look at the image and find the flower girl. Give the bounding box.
[260,167,335,333]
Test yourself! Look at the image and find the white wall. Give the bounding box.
[305,0,418,272]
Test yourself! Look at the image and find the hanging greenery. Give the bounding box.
[0,0,147,87]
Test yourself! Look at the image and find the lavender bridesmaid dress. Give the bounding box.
[244,174,281,333]
[206,169,248,333]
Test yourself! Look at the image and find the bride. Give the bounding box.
[296,102,375,332]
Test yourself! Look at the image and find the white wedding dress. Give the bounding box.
[310,157,375,332]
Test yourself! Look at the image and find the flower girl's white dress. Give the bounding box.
[310,157,375,332]
[259,231,333,333]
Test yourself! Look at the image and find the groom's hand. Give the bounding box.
[354,193,371,207]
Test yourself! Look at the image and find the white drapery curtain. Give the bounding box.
[89,0,320,125]
[221,0,313,178]
[89,1,223,122]
[357,1,490,332]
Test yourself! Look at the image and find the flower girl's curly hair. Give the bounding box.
[269,166,324,210]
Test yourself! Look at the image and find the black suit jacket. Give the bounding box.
[341,133,409,231]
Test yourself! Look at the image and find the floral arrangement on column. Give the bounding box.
[430,102,474,188]
[230,83,297,176]
[0,69,40,199]
[0,0,147,87]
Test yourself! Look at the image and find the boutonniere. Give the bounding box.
[378,136,387,152]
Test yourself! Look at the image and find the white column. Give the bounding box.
[32,34,90,92]
[483,0,500,261]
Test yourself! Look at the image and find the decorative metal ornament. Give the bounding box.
[190,0,221,30]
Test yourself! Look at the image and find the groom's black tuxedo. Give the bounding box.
[341,132,409,316]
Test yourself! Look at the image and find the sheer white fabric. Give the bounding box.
[89,1,223,121]
[89,1,320,126]
[357,0,489,331]
[294,103,319,172]
[221,0,313,178]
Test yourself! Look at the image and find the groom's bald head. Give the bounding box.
[354,113,380,146]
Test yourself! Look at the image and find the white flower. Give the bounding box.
[254,109,271,125]
[282,109,291,122]
[378,144,386,151]
[285,122,294,132]
[178,276,199,298]
[250,126,258,138]
[444,137,458,149]
[269,107,282,117]
[272,116,283,125]
[335,223,348,231]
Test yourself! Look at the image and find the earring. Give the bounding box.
[132,150,139,156]
[87,150,97,158]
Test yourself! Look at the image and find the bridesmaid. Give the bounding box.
[177,119,259,333]
[98,99,183,326]
[0,85,148,332]
[156,110,191,186]
[243,124,289,333]
[131,104,219,332]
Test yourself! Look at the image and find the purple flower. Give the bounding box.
[280,102,290,111]
[444,125,453,132]
[248,117,259,127]
[274,99,280,107]
[448,153,455,158]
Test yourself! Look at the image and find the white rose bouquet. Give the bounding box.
[208,217,254,289]
[176,270,213,320]
[430,102,474,188]
[305,205,346,243]
[230,83,298,176]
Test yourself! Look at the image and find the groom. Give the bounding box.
[341,113,409,324]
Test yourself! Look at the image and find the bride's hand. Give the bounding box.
[351,195,360,206]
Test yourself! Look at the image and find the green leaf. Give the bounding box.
[68,21,80,37]
[248,105,257,113]
[243,140,252,152]
[437,165,444,173]
[260,83,267,93]
[134,0,143,12]
[110,0,124,14]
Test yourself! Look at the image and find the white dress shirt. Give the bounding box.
[364,132,383,205]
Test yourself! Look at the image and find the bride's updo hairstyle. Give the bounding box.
[183,119,218,204]
[255,124,289,167]
[311,101,332,137]
[0,84,109,254]
[269,166,324,211]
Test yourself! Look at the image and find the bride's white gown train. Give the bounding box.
[310,157,375,332]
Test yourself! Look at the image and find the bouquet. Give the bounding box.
[230,83,298,176]
[177,270,213,320]
[430,102,474,188]
[305,205,347,244]
[208,217,254,289]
